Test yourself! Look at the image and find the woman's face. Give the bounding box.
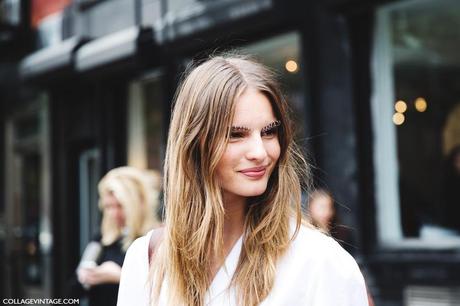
[309,194,335,228]
[216,88,281,202]
[102,192,126,228]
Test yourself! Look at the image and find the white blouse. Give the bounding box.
[117,225,369,306]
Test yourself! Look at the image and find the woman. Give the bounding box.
[117,56,369,306]
[308,188,375,306]
[308,188,336,233]
[307,188,353,250]
[73,167,161,306]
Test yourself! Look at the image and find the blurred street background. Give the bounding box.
[1,0,460,305]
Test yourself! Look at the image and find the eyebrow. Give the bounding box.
[231,120,281,132]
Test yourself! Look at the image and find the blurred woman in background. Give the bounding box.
[308,188,336,234]
[308,187,375,306]
[71,166,161,306]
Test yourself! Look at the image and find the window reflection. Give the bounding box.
[374,0,460,243]
[128,75,165,172]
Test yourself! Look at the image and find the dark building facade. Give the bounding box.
[1,0,460,305]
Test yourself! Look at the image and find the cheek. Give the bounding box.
[216,146,239,175]
[268,139,281,162]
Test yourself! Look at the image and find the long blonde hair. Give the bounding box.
[98,166,161,250]
[150,55,310,306]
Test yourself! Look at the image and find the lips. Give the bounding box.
[239,166,267,178]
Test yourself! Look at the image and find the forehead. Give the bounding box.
[232,88,276,125]
[102,192,120,204]
[311,194,333,205]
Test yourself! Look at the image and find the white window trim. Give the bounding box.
[372,7,403,243]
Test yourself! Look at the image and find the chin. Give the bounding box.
[239,183,268,197]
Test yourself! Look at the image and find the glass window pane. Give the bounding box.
[373,0,460,244]
[128,74,165,172]
[144,78,165,171]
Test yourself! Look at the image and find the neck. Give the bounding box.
[208,192,247,281]
[222,193,246,242]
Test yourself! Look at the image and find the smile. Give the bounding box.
[239,167,267,179]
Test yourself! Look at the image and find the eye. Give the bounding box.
[229,126,249,140]
[229,131,245,139]
[261,126,279,138]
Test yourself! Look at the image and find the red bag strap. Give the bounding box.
[148,227,164,266]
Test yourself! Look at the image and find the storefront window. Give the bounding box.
[128,72,165,172]
[78,148,101,254]
[372,0,460,245]
[4,95,52,297]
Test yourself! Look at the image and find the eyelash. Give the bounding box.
[262,127,279,137]
[229,126,280,139]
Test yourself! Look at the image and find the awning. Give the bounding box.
[19,37,84,80]
[75,26,154,72]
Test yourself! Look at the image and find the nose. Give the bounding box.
[245,134,268,161]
